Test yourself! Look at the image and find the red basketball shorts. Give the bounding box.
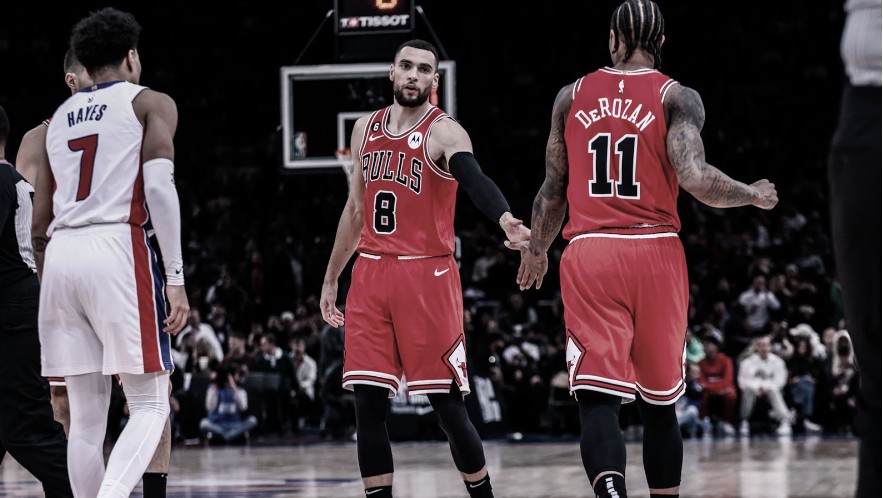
[343,253,469,397]
[560,233,688,405]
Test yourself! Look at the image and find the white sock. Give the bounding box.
[66,372,112,498]
[97,372,170,498]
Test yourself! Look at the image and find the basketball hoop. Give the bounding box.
[336,148,355,185]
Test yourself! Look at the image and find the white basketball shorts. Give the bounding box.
[39,223,173,376]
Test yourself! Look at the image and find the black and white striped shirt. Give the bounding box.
[0,161,36,290]
[842,0,882,86]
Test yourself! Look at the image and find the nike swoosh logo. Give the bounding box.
[468,480,487,488]
[434,268,449,276]
[366,489,383,495]
[368,135,383,141]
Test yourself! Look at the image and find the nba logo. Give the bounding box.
[293,131,307,158]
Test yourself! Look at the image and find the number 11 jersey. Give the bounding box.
[45,81,149,236]
[563,68,681,238]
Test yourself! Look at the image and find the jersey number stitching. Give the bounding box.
[373,190,397,234]
[69,134,99,202]
[588,133,640,199]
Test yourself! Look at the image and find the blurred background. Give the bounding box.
[0,0,858,444]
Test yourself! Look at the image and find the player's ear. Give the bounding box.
[389,63,395,82]
[431,73,439,88]
[660,34,666,47]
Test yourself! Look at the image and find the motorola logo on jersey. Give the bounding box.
[407,131,423,149]
[361,150,423,194]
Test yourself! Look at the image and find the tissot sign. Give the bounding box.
[334,0,415,35]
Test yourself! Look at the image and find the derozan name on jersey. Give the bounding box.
[339,14,409,30]
[573,98,657,132]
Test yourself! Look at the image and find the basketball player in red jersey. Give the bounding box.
[17,48,174,498]
[512,2,778,497]
[321,39,528,498]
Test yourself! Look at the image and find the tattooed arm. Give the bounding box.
[516,84,572,290]
[665,84,778,209]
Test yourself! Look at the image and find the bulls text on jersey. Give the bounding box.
[360,150,423,195]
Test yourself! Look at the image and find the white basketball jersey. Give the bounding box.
[45,81,149,235]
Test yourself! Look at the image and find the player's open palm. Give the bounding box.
[500,213,530,245]
[164,284,189,335]
[321,281,345,328]
[751,179,778,210]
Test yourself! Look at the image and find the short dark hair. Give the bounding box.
[0,106,9,144]
[610,0,665,69]
[63,48,83,74]
[70,7,141,75]
[394,39,439,70]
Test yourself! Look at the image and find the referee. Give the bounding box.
[0,105,72,496]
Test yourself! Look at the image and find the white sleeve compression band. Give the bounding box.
[142,158,184,285]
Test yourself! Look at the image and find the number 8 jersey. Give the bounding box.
[563,68,681,238]
[356,105,458,257]
[45,81,149,236]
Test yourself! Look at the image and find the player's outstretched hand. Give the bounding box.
[751,179,778,210]
[516,248,549,291]
[164,284,190,335]
[321,281,345,328]
[499,212,531,245]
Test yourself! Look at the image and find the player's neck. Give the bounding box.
[388,103,431,134]
[90,68,129,85]
[612,51,655,72]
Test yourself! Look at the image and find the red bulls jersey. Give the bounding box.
[563,67,681,239]
[356,106,457,256]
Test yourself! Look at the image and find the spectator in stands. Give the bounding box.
[289,336,318,431]
[685,327,706,365]
[819,330,859,434]
[737,335,792,437]
[738,275,781,336]
[768,321,794,361]
[185,337,220,375]
[677,363,704,438]
[253,333,297,435]
[206,303,233,351]
[787,336,823,433]
[177,309,224,363]
[497,291,538,336]
[222,332,254,371]
[199,365,257,444]
[698,330,737,436]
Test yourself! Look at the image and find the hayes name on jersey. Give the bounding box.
[66,104,108,127]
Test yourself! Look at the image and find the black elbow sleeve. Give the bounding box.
[448,152,511,223]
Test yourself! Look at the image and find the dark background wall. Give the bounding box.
[0,0,848,311]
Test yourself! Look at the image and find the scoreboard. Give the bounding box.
[334,0,415,35]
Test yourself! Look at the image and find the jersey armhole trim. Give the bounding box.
[660,79,678,104]
[358,110,381,157]
[572,77,585,99]
[423,115,456,181]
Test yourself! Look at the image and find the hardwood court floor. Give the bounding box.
[0,437,858,497]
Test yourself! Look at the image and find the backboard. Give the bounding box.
[280,61,456,171]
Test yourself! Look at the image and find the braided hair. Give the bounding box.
[610,0,665,69]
